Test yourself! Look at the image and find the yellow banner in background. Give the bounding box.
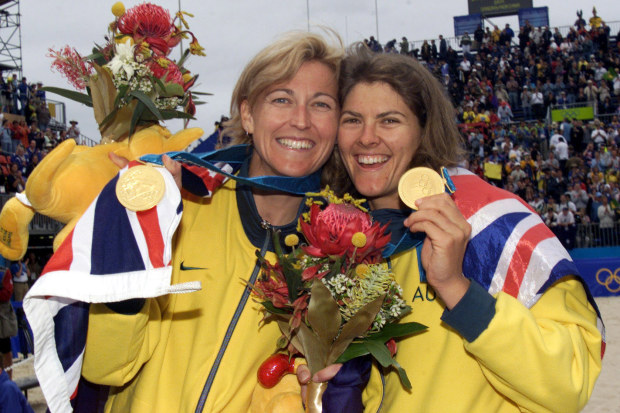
[48,102,56,118]
[551,106,594,122]
[484,162,502,180]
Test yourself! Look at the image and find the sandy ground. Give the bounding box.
[10,296,620,412]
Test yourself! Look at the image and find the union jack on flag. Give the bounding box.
[22,162,219,413]
[449,168,605,358]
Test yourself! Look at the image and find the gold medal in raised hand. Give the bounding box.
[398,167,446,210]
[116,165,165,212]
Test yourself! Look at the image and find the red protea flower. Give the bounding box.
[254,267,290,309]
[300,203,390,263]
[147,57,184,86]
[117,3,176,56]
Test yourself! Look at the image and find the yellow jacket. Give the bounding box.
[361,231,602,412]
[83,178,296,412]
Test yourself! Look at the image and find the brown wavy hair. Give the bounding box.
[324,44,466,196]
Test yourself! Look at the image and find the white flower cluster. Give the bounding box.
[155,96,182,110]
[324,273,353,295]
[106,40,141,80]
[321,263,410,334]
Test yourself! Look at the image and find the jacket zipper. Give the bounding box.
[194,220,272,413]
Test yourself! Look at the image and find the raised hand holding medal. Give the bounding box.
[401,167,471,309]
[398,167,448,210]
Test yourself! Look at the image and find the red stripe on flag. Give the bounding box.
[70,384,79,400]
[136,208,165,268]
[41,230,75,275]
[502,223,555,297]
[183,164,224,193]
[451,175,535,219]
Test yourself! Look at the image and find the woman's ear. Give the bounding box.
[240,100,254,135]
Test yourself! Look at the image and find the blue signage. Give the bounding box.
[574,257,620,297]
[454,13,483,37]
[518,7,549,28]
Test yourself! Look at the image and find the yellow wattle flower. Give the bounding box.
[182,73,193,83]
[351,232,367,248]
[284,234,299,247]
[156,57,171,68]
[111,2,125,17]
[355,264,369,278]
[115,36,134,46]
[190,39,206,56]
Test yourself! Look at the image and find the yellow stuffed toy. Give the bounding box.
[250,355,305,413]
[0,125,202,260]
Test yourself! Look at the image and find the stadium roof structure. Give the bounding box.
[0,0,21,80]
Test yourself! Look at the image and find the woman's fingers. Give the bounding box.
[108,151,129,168]
[162,154,182,190]
[312,363,342,382]
[406,194,470,235]
[296,363,342,402]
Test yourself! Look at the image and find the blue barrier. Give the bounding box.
[571,248,620,297]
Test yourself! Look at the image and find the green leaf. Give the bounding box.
[113,84,129,108]
[128,90,163,121]
[307,281,341,347]
[151,76,167,95]
[260,301,291,315]
[177,48,191,68]
[335,342,369,363]
[160,109,194,120]
[393,359,412,390]
[362,338,414,390]
[363,339,393,368]
[271,230,303,301]
[323,257,342,282]
[98,106,119,128]
[40,87,93,107]
[88,46,108,66]
[191,91,214,96]
[164,83,184,97]
[366,322,428,343]
[327,294,384,365]
[129,100,146,137]
[297,321,328,374]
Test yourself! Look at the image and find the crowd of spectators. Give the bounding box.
[0,9,619,248]
[0,76,81,194]
[364,8,620,248]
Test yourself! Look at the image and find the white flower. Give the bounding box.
[106,39,137,79]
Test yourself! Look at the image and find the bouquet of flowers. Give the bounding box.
[46,1,207,142]
[252,189,427,412]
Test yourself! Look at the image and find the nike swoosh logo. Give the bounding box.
[180,261,206,271]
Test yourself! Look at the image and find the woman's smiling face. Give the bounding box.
[338,81,422,210]
[241,60,339,178]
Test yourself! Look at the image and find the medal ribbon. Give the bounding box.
[140,145,322,195]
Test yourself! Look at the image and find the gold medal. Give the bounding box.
[398,167,446,210]
[116,165,166,212]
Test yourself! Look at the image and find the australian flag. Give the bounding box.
[22,161,209,412]
[449,168,605,358]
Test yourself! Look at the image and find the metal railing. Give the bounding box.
[575,222,620,248]
[0,194,63,235]
[405,20,620,56]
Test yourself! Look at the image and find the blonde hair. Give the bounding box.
[223,30,344,144]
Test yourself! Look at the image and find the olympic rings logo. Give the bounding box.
[596,268,620,293]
